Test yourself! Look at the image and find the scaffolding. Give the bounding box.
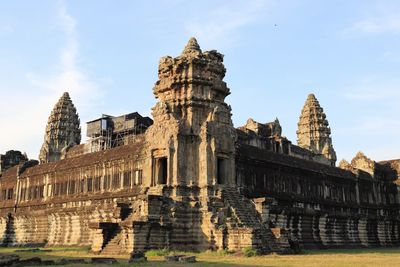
[86,113,153,153]
[87,130,112,152]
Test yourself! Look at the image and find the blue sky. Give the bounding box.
[0,0,400,163]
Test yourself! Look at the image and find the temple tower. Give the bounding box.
[39,92,81,163]
[297,93,336,166]
[145,37,236,188]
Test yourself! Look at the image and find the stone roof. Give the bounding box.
[22,141,145,177]
[238,144,356,180]
[0,165,19,182]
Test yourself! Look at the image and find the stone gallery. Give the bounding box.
[0,38,399,254]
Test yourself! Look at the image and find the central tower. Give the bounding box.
[146,38,236,188]
[39,92,81,163]
[297,94,337,166]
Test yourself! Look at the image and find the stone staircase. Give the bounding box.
[99,189,291,255]
[222,187,260,227]
[3,213,16,246]
[100,228,125,255]
[100,204,133,255]
[221,187,289,253]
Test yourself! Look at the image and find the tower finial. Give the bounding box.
[307,93,316,100]
[182,37,202,56]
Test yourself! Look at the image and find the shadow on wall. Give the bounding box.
[2,213,16,246]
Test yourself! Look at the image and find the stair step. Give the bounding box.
[221,187,291,253]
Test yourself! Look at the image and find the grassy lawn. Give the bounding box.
[1,247,400,267]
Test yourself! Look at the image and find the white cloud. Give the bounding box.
[382,50,400,62]
[343,77,400,101]
[0,25,13,34]
[344,3,400,36]
[343,117,400,135]
[27,0,99,103]
[350,17,400,34]
[0,1,100,159]
[370,143,400,161]
[345,87,400,101]
[336,115,400,162]
[340,78,400,139]
[184,0,271,48]
[335,76,400,161]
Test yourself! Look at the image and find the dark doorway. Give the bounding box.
[217,158,227,184]
[157,157,168,184]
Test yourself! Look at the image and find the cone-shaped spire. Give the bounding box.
[350,151,375,176]
[297,93,336,166]
[181,37,202,57]
[39,92,81,163]
[307,93,316,101]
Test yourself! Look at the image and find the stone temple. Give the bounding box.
[0,38,400,254]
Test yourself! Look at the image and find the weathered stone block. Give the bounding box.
[0,254,19,267]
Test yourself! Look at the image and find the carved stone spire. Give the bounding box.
[181,37,202,57]
[148,37,236,187]
[350,151,375,176]
[154,37,230,120]
[39,92,81,163]
[297,93,337,166]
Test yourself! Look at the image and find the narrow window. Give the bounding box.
[123,171,131,188]
[87,177,93,192]
[104,174,109,190]
[40,185,44,198]
[69,180,76,195]
[135,170,143,185]
[60,182,64,196]
[34,186,38,199]
[7,188,13,200]
[275,142,280,153]
[113,173,120,189]
[80,179,85,193]
[94,176,101,191]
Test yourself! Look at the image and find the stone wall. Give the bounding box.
[0,138,398,252]
[0,141,147,247]
[236,144,400,248]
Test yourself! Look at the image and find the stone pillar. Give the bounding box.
[89,222,104,253]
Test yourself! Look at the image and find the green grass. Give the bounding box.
[242,247,258,257]
[145,248,171,256]
[1,246,400,266]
